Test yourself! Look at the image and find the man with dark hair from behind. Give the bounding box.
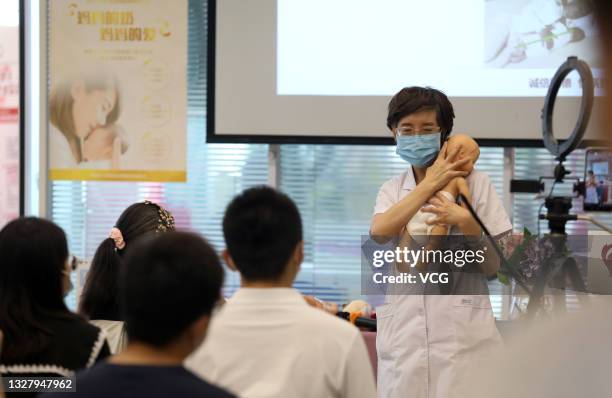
[186,186,376,398]
[42,232,235,398]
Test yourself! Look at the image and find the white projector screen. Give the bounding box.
[209,0,605,144]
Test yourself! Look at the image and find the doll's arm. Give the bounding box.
[456,177,472,205]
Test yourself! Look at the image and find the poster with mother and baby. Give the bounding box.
[49,0,187,182]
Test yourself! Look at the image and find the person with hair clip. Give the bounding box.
[0,218,110,398]
[370,86,512,398]
[79,201,175,354]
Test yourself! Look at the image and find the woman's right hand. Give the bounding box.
[370,141,470,238]
[423,142,470,193]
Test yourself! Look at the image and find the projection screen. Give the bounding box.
[209,0,605,144]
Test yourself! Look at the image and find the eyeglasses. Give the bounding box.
[396,127,441,136]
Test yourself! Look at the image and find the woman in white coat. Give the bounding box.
[370,87,512,398]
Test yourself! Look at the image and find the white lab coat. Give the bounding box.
[373,167,512,398]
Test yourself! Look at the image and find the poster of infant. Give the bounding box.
[49,0,187,182]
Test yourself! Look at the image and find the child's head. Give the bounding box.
[447,134,480,173]
[83,123,129,161]
[121,232,223,355]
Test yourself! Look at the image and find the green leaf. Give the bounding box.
[497,271,510,285]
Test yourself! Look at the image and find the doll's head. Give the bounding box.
[447,134,480,173]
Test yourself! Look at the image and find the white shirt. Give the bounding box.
[49,124,78,169]
[186,288,377,398]
[49,125,111,170]
[373,167,512,398]
[89,320,127,355]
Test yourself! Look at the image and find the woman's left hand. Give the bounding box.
[421,192,471,229]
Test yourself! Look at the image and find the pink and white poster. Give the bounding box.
[49,0,188,182]
[0,25,20,228]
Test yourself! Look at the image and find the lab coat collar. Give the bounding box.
[230,287,307,306]
[401,166,417,191]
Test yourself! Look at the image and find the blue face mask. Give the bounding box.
[396,133,441,167]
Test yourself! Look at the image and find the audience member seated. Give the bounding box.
[0,330,4,398]
[186,186,377,398]
[42,232,235,398]
[0,218,110,398]
[79,201,175,354]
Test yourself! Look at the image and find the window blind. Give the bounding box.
[280,145,508,316]
[47,0,600,319]
[50,0,269,308]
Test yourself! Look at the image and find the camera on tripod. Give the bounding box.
[510,57,611,236]
[506,57,612,316]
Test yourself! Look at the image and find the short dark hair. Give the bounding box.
[387,86,455,139]
[223,186,302,281]
[0,217,78,362]
[120,232,223,346]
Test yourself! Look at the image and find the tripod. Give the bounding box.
[525,163,588,318]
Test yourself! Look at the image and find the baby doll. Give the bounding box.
[407,134,480,241]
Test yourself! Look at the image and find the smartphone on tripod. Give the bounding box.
[584,148,612,212]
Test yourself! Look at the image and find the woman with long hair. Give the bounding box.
[49,70,122,168]
[79,201,175,353]
[0,330,4,398]
[0,218,110,397]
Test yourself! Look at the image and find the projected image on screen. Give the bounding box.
[212,0,606,142]
[276,0,602,97]
[485,0,599,69]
